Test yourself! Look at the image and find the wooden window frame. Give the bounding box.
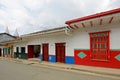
[89,31,110,61]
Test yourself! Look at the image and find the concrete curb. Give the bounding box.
[70,67,120,77]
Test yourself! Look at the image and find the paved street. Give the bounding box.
[0,59,119,80]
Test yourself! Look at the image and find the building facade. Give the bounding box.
[0,33,17,58]
[65,8,120,68]
[14,27,74,64]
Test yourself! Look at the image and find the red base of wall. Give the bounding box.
[75,50,120,68]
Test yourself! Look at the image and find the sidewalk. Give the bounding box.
[0,57,120,78]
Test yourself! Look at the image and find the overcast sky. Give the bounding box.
[0,0,120,35]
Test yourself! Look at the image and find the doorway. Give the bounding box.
[28,45,41,58]
[42,44,49,61]
[28,45,34,58]
[55,43,65,63]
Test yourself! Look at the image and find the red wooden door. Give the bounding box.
[56,45,61,62]
[28,45,34,58]
[42,44,49,61]
[61,46,65,63]
[56,43,65,63]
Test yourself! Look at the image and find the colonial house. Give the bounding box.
[0,28,19,58]
[14,27,74,64]
[65,8,120,68]
[0,33,17,58]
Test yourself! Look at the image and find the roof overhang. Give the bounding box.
[0,38,21,45]
[21,27,67,38]
[65,8,120,29]
[0,43,6,46]
[0,33,16,38]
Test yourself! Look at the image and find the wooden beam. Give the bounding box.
[90,21,93,27]
[69,25,75,29]
[74,24,79,28]
[81,23,85,28]
[100,19,103,25]
[67,26,71,29]
[109,17,114,23]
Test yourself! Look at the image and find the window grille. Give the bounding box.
[89,31,110,61]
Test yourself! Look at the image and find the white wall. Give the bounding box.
[14,22,120,57]
[14,41,28,53]
[0,46,4,54]
[28,33,68,55]
[72,22,120,50]
[109,24,120,49]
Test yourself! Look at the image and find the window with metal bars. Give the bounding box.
[89,31,110,61]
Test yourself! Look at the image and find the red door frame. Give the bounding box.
[55,43,65,63]
[42,44,49,61]
[28,45,34,58]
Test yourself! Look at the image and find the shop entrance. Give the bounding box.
[28,45,41,58]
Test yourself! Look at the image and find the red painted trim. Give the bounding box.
[108,31,110,59]
[90,21,93,27]
[81,23,85,28]
[100,19,103,25]
[75,50,120,68]
[90,34,92,58]
[65,8,120,24]
[109,17,114,23]
[74,24,79,28]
